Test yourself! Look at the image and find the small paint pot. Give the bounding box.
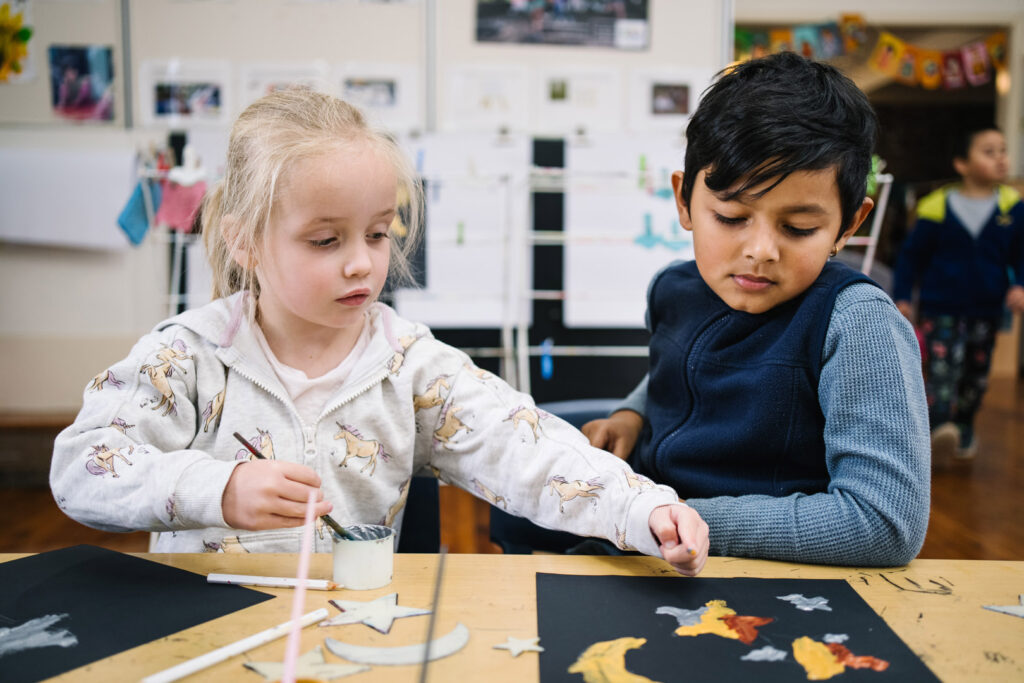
[331,524,394,590]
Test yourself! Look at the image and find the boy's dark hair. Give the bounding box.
[682,52,877,236]
[952,125,1001,161]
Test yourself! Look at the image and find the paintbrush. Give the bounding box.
[232,431,356,540]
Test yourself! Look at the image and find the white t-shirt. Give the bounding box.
[253,316,372,427]
[949,190,997,238]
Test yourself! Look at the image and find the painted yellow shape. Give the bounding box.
[792,636,846,681]
[568,636,662,683]
[673,600,739,640]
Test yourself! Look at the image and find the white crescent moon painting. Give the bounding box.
[324,622,470,666]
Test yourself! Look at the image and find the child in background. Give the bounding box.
[50,89,708,575]
[583,53,930,567]
[893,127,1024,464]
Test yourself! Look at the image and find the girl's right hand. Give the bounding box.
[222,460,333,530]
[581,410,644,460]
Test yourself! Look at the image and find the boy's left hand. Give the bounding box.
[648,503,709,576]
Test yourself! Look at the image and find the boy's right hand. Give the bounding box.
[222,460,333,530]
[582,410,644,460]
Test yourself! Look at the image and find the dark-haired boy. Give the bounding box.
[893,127,1024,464]
[584,52,930,566]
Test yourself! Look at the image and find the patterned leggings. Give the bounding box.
[918,314,1000,445]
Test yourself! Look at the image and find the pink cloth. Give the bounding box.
[154,180,207,232]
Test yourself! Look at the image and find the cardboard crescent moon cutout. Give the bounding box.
[324,622,470,666]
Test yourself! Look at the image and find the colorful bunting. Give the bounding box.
[840,14,868,52]
[792,25,821,59]
[942,50,967,90]
[769,28,794,55]
[986,32,1007,70]
[870,32,905,78]
[961,41,991,86]
[735,16,1006,92]
[916,48,944,90]
[894,44,919,85]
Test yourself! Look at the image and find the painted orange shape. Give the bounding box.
[826,643,890,672]
[673,600,773,644]
[720,614,774,645]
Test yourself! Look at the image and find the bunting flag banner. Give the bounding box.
[894,45,919,85]
[792,25,821,59]
[869,31,904,78]
[735,17,1002,93]
[962,41,992,86]
[769,28,793,54]
[986,32,1007,70]
[941,50,967,89]
[916,48,944,90]
[750,32,769,59]
[840,13,867,52]
[817,22,845,59]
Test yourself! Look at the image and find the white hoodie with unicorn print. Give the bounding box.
[51,291,681,556]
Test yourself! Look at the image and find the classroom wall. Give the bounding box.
[0,0,726,413]
[1,0,1021,413]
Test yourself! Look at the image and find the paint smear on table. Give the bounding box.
[0,614,77,658]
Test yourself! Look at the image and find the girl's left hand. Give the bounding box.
[648,503,709,576]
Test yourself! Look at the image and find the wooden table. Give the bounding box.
[5,553,1022,682]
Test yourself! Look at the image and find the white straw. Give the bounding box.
[207,573,337,590]
[282,491,318,683]
[140,608,328,683]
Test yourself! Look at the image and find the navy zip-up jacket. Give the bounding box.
[634,260,875,499]
[892,184,1024,317]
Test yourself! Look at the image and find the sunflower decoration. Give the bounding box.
[0,2,33,83]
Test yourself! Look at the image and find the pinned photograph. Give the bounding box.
[154,81,221,119]
[651,83,688,116]
[139,60,231,126]
[239,62,330,111]
[343,77,397,108]
[48,45,114,122]
[475,0,649,50]
[337,62,421,134]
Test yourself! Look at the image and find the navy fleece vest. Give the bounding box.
[633,260,877,499]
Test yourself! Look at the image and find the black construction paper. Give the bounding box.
[0,545,273,683]
[536,574,939,682]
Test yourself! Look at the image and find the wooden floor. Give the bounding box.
[3,377,1021,559]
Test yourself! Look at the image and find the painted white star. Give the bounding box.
[243,645,369,680]
[319,593,431,634]
[493,635,544,657]
[983,594,1024,619]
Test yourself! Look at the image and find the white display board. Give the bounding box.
[393,132,531,328]
[564,133,692,328]
[0,145,135,250]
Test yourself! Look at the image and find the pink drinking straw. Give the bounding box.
[282,490,317,683]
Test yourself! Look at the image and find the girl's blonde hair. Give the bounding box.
[202,88,423,311]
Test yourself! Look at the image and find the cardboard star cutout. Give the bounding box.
[983,594,1024,619]
[243,645,368,680]
[493,635,544,657]
[320,592,431,634]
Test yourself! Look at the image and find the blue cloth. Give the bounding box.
[617,260,931,566]
[117,180,161,246]
[892,185,1024,317]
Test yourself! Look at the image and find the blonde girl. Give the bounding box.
[52,89,708,574]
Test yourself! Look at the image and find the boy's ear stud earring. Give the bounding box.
[829,246,839,258]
